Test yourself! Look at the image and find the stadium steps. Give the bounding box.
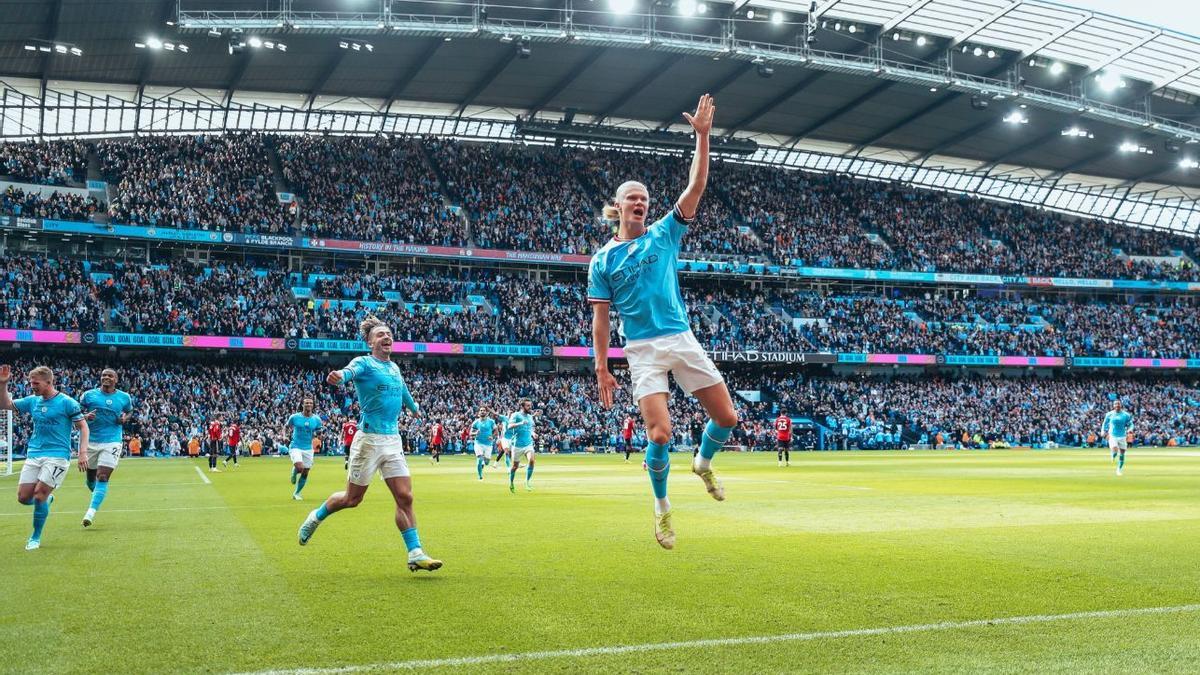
[262,137,300,229]
[418,140,472,242]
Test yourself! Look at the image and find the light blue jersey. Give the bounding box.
[340,356,418,435]
[14,392,84,459]
[288,413,323,450]
[80,388,134,444]
[472,418,497,445]
[1102,410,1133,437]
[502,413,517,441]
[587,206,693,341]
[510,411,535,448]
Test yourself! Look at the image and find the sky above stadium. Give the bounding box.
[1073,0,1200,36]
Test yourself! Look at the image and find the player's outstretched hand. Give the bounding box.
[0,364,10,383]
[84,411,97,421]
[326,370,343,385]
[682,93,715,136]
[596,368,619,409]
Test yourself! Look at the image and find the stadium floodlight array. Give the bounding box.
[135,37,189,53]
[23,39,82,56]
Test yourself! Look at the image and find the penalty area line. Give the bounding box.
[237,603,1200,674]
[195,465,212,484]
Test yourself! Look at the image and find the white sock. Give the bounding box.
[408,547,424,560]
[694,456,712,471]
[654,497,671,515]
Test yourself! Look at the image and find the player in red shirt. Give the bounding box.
[223,422,242,468]
[206,418,223,472]
[429,421,445,464]
[341,418,358,470]
[621,415,636,463]
[774,413,793,467]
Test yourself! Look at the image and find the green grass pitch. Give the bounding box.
[2,449,1199,674]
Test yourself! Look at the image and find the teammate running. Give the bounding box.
[298,317,441,572]
[79,368,134,527]
[1101,400,1134,476]
[286,397,323,500]
[774,412,792,467]
[588,94,737,550]
[223,420,241,468]
[497,411,515,469]
[206,416,223,472]
[1,365,89,550]
[507,399,538,493]
[341,417,357,470]
[471,408,498,480]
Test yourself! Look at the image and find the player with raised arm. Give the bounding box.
[1101,399,1134,476]
[775,412,793,467]
[286,397,323,500]
[297,317,441,572]
[506,399,538,493]
[471,408,498,481]
[587,94,738,550]
[79,368,134,527]
[0,365,89,550]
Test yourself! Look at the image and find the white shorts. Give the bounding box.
[513,444,534,462]
[347,432,409,486]
[19,456,70,489]
[474,442,494,460]
[500,438,512,452]
[624,330,724,402]
[289,448,314,469]
[1108,434,1129,451]
[86,442,122,470]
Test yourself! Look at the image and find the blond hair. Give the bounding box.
[29,366,54,383]
[604,181,648,222]
[360,315,387,343]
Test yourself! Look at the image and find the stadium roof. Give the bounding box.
[2,0,1200,193]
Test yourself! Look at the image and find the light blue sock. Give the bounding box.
[401,527,422,552]
[526,463,534,482]
[295,475,307,495]
[86,477,96,492]
[477,457,484,479]
[645,441,670,499]
[1119,452,1125,469]
[89,480,109,511]
[504,453,511,468]
[32,498,50,540]
[509,468,516,487]
[315,503,331,521]
[700,420,734,461]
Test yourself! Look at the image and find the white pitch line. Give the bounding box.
[237,603,1200,674]
[194,465,212,484]
[0,503,296,518]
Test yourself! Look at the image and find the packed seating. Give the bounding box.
[1,185,103,222]
[0,139,88,185]
[98,133,289,232]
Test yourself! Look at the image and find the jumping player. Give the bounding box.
[79,368,134,527]
[507,399,538,493]
[286,397,323,500]
[588,94,737,549]
[1101,400,1134,476]
[298,316,441,572]
[471,408,498,480]
[341,417,357,470]
[206,416,223,472]
[0,365,89,550]
[774,412,792,467]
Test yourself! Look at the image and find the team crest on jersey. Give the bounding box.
[40,406,48,413]
[106,399,113,406]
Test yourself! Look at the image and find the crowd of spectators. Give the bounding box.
[7,134,1200,283]
[1,185,103,222]
[98,133,289,233]
[7,254,1200,357]
[0,139,87,185]
[277,135,465,246]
